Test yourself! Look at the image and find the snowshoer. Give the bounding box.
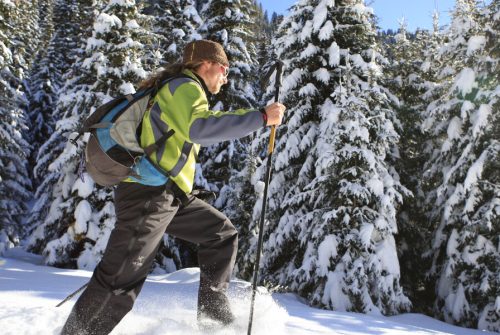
[61,39,286,334]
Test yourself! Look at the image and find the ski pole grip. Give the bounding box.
[268,126,276,154]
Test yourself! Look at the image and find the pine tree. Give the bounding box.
[235,5,283,279]
[422,0,500,331]
[7,0,40,72]
[241,0,411,315]
[26,0,149,269]
[26,0,102,256]
[384,18,444,313]
[26,0,58,186]
[0,0,32,254]
[142,0,201,66]
[197,0,260,243]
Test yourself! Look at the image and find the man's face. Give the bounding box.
[204,62,229,94]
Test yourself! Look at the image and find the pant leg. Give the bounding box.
[165,196,238,320]
[61,182,179,335]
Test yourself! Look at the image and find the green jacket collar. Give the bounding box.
[182,69,211,99]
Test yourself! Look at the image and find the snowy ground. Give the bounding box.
[0,248,495,335]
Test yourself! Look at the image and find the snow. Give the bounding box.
[446,116,462,140]
[323,268,352,311]
[283,68,304,92]
[299,83,318,96]
[359,223,374,247]
[460,100,474,119]
[117,37,143,50]
[467,36,486,55]
[453,67,477,96]
[72,173,95,198]
[1,0,14,6]
[300,43,319,59]
[126,20,140,29]
[328,41,340,67]
[367,177,384,197]
[317,235,338,276]
[119,82,136,95]
[94,13,122,34]
[351,54,369,73]
[319,20,334,41]
[446,229,459,257]
[463,150,487,191]
[86,37,106,50]
[74,200,92,235]
[0,231,14,255]
[314,68,331,83]
[471,104,491,137]
[445,284,470,323]
[300,20,313,42]
[421,61,431,72]
[312,0,333,32]
[254,181,265,198]
[375,236,401,276]
[0,249,495,335]
[109,0,135,7]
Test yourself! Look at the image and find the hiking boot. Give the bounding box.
[197,290,235,325]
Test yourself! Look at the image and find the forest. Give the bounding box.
[0,0,498,332]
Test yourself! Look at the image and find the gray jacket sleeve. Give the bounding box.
[189,109,265,146]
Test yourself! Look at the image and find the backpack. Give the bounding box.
[73,75,190,187]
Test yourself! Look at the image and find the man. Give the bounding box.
[61,39,286,334]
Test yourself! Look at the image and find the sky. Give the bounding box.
[258,0,457,31]
[0,248,497,335]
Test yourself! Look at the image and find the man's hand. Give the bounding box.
[264,102,286,126]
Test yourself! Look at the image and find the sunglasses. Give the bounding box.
[218,63,229,77]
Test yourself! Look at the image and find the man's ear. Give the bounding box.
[195,61,210,76]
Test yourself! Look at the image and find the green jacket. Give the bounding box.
[138,69,264,193]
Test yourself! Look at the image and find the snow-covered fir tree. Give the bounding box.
[26,0,60,186]
[0,0,34,254]
[25,0,102,258]
[422,0,500,331]
[213,0,271,272]
[197,0,259,194]
[26,0,150,269]
[7,0,40,71]
[196,0,260,254]
[235,7,283,278]
[383,17,444,313]
[241,0,411,315]
[141,0,201,66]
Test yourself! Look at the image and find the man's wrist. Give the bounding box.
[259,107,267,127]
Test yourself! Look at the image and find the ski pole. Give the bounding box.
[247,60,284,335]
[56,282,88,307]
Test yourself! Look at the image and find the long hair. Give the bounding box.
[138,62,204,90]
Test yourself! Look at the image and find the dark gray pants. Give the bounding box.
[61,182,238,335]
